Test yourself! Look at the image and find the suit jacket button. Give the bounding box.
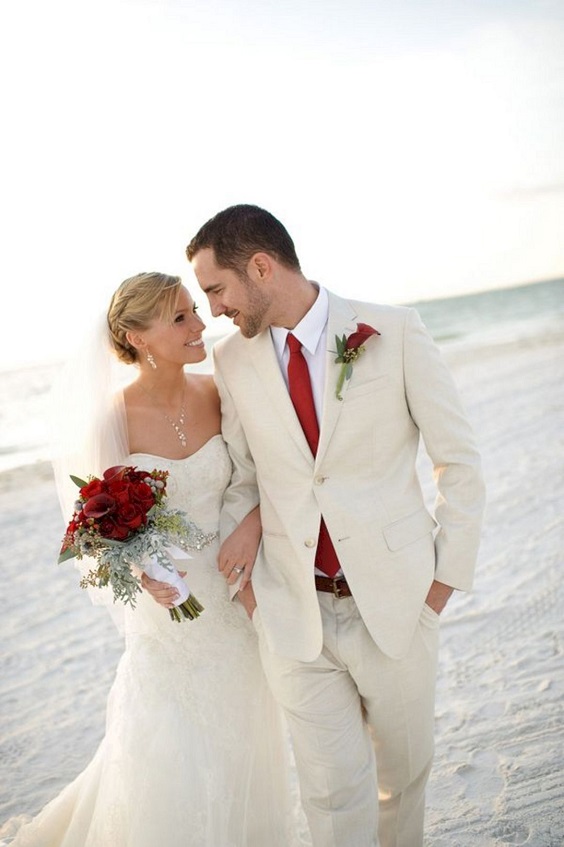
[314,475,326,485]
[304,538,316,548]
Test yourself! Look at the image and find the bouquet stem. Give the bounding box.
[169,593,204,622]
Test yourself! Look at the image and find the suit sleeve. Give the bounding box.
[212,346,262,598]
[403,308,486,591]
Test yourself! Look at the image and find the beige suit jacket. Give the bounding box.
[213,291,485,661]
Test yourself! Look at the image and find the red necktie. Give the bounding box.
[286,334,340,578]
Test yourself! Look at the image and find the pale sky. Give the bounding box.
[1,0,563,367]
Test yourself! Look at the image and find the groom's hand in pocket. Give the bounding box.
[424,579,454,615]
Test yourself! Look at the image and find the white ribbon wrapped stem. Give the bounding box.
[141,545,192,608]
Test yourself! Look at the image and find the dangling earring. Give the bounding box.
[146,349,157,370]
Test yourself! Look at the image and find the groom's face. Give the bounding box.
[191,247,271,338]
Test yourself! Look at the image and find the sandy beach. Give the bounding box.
[1,319,563,846]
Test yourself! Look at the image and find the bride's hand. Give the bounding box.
[218,506,261,590]
[141,571,187,608]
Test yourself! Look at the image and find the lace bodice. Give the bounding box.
[124,434,243,646]
[129,433,231,533]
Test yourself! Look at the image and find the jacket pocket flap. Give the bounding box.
[345,374,390,398]
[382,509,437,552]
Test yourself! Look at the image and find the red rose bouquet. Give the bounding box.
[59,465,217,621]
[334,323,380,400]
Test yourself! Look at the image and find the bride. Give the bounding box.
[2,272,305,846]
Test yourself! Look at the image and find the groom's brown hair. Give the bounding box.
[186,204,301,275]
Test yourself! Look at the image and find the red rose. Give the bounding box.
[129,481,155,512]
[110,484,135,508]
[116,503,146,530]
[80,479,104,499]
[106,479,129,498]
[99,516,130,540]
[128,469,147,483]
[345,323,380,350]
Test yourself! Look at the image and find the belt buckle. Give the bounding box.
[332,578,343,598]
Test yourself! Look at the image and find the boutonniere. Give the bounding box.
[334,323,380,400]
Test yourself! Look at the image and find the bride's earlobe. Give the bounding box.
[125,330,145,352]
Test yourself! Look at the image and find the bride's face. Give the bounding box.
[142,286,207,367]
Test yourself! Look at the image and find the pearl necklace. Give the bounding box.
[140,383,188,448]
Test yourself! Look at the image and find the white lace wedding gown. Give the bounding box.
[4,435,303,847]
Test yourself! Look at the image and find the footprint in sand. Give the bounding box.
[454,748,505,812]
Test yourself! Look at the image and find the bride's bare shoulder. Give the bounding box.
[122,381,138,406]
[186,373,219,400]
[185,374,221,423]
[122,381,147,411]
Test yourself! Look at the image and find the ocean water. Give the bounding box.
[0,278,562,474]
[410,276,564,346]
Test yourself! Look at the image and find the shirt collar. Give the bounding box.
[270,284,329,358]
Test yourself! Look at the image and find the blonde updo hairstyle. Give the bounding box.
[107,272,183,365]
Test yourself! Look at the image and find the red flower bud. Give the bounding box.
[83,493,116,519]
[103,465,128,482]
[345,323,380,350]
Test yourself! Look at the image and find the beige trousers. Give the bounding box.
[254,594,440,847]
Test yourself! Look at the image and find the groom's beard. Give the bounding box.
[233,275,271,338]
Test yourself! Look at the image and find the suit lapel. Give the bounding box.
[247,330,315,463]
[245,292,359,466]
[316,294,358,466]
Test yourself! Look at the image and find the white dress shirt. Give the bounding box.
[270,284,328,422]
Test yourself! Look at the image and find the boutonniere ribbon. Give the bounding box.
[334,323,380,400]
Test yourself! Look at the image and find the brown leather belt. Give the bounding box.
[314,575,352,598]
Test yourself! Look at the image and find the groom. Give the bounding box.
[187,205,485,847]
